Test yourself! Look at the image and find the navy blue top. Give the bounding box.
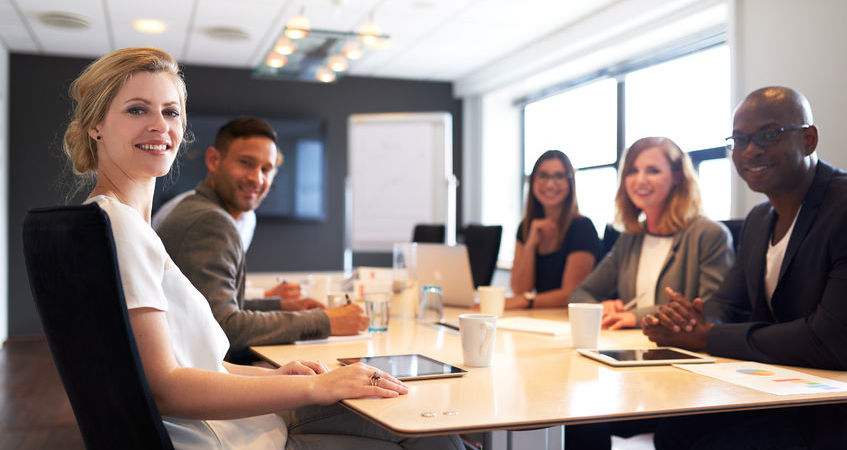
[516,215,600,293]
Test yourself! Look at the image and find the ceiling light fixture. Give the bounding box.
[265,52,287,69]
[274,37,297,55]
[315,67,337,83]
[285,10,311,39]
[205,26,250,41]
[327,54,348,72]
[358,19,381,47]
[342,41,363,60]
[254,9,389,83]
[133,19,166,35]
[39,12,90,30]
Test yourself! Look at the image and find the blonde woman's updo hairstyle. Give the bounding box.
[614,137,702,235]
[63,47,188,175]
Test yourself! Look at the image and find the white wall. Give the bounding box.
[460,0,727,265]
[730,0,847,217]
[0,42,8,345]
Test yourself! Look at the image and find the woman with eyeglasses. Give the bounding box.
[570,137,734,330]
[505,150,600,310]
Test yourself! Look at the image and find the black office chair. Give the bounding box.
[412,223,445,243]
[22,204,174,450]
[461,225,502,288]
[599,223,621,261]
[720,219,744,253]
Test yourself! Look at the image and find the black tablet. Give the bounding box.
[578,347,715,366]
[337,354,468,380]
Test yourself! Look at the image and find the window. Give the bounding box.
[521,43,731,243]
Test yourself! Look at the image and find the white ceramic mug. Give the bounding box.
[568,303,603,348]
[459,313,497,367]
[477,286,506,316]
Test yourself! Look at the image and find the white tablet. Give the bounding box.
[337,354,468,380]
[577,347,715,367]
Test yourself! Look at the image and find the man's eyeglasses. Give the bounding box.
[536,172,568,182]
[725,125,810,151]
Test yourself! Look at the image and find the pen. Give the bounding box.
[623,292,647,311]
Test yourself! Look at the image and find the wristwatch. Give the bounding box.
[523,291,536,309]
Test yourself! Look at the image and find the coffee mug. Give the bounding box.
[477,286,506,316]
[568,303,603,348]
[459,313,497,367]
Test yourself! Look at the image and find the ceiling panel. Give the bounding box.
[0,0,631,83]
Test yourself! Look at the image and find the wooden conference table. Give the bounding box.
[251,307,847,438]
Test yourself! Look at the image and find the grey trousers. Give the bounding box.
[283,403,464,450]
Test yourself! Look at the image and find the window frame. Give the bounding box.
[519,31,729,225]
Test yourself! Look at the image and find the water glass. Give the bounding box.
[364,292,391,332]
[418,285,444,323]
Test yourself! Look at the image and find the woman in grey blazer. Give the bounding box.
[570,137,734,329]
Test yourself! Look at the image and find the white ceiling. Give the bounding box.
[0,0,620,82]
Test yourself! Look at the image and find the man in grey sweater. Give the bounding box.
[157,117,367,359]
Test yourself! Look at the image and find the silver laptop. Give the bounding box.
[415,243,476,307]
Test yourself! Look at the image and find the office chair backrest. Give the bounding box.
[22,204,174,450]
[412,224,445,243]
[461,225,503,288]
[599,224,621,261]
[719,219,744,253]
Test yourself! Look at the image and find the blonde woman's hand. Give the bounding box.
[277,360,329,376]
[311,363,408,405]
[600,299,624,317]
[601,311,636,330]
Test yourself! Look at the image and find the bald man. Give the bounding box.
[644,86,847,449]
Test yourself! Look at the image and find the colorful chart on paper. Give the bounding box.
[674,362,847,395]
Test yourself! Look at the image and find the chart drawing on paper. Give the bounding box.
[675,362,847,395]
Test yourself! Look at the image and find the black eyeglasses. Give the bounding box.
[725,125,810,151]
[536,172,568,182]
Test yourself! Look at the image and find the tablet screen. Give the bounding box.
[337,354,467,380]
[600,348,702,361]
[577,347,715,366]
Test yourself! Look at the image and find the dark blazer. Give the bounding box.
[704,160,847,370]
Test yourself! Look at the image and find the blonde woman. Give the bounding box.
[63,47,461,449]
[506,150,599,309]
[570,137,734,329]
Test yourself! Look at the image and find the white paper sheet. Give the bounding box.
[294,332,372,345]
[496,317,571,336]
[675,362,847,395]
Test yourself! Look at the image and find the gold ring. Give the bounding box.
[370,370,381,386]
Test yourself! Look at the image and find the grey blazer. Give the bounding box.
[570,216,734,325]
[156,182,330,352]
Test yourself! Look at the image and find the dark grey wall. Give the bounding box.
[8,53,462,337]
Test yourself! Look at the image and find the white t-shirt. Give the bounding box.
[765,208,801,310]
[88,195,286,449]
[634,234,674,308]
[152,189,257,251]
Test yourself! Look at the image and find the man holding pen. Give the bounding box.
[156,117,367,362]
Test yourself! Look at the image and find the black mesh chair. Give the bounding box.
[22,204,174,450]
[720,219,744,253]
[461,225,503,288]
[599,223,621,261]
[412,224,445,243]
